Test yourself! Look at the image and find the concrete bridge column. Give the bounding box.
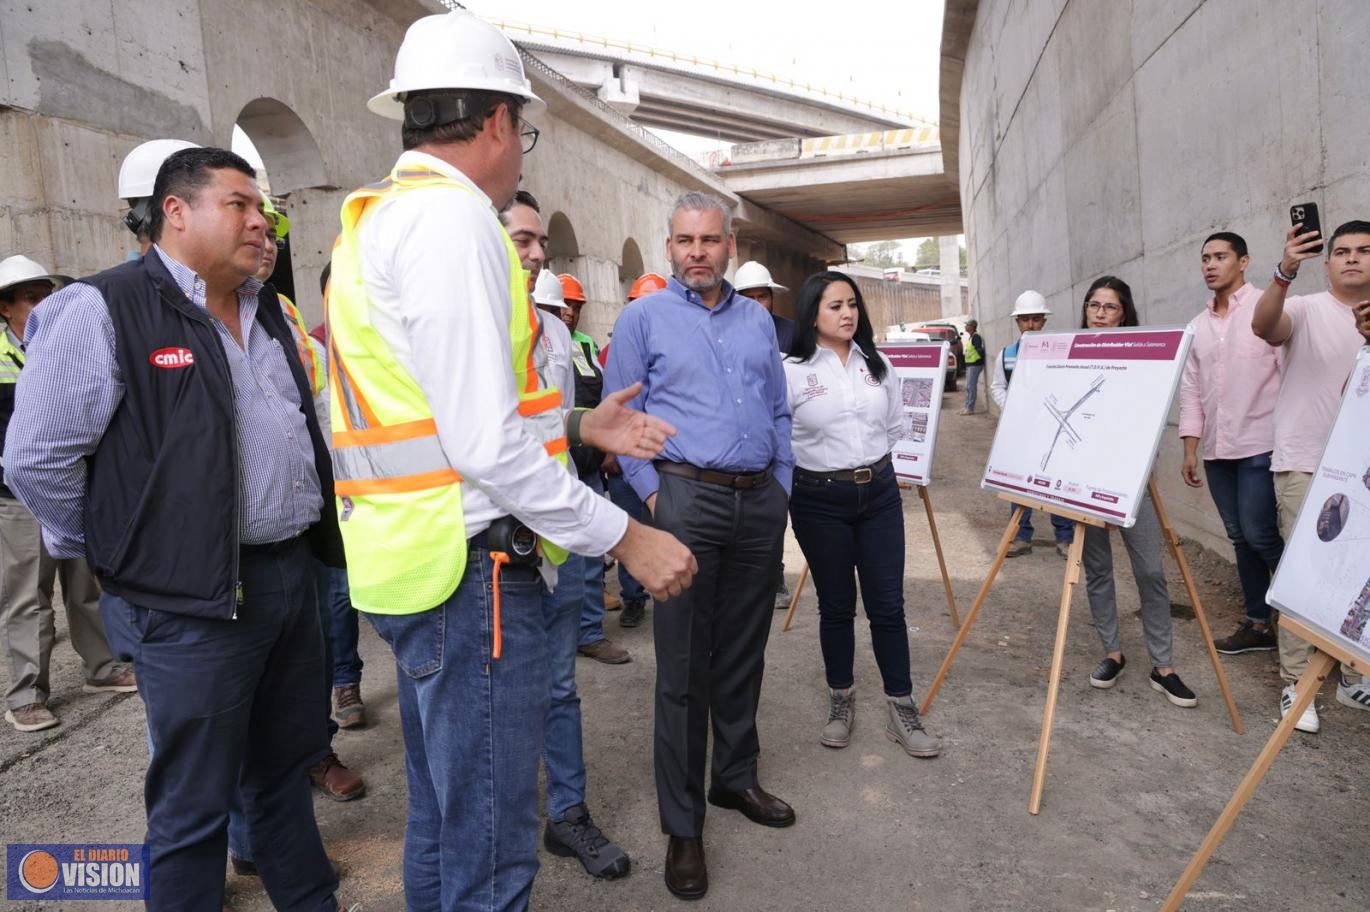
[938,235,961,317]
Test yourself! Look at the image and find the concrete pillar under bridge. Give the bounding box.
[938,236,963,317]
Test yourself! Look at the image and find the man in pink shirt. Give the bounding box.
[1254,218,1370,733]
[1179,232,1283,655]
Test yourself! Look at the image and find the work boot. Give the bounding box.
[774,580,791,611]
[309,752,366,801]
[603,591,622,611]
[5,702,58,732]
[83,667,138,693]
[543,803,631,879]
[619,599,646,628]
[333,684,367,729]
[885,695,940,758]
[820,687,855,748]
[1055,541,1071,560]
[577,638,631,665]
[1006,539,1033,558]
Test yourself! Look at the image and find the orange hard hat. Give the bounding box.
[558,273,586,302]
[629,272,668,300]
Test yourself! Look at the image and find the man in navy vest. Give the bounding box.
[4,147,346,912]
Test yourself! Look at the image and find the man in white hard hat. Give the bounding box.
[508,195,634,879]
[0,257,134,733]
[118,139,200,255]
[990,290,1075,558]
[735,260,795,354]
[330,11,694,909]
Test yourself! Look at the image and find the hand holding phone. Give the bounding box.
[1290,202,1325,254]
[1354,300,1370,344]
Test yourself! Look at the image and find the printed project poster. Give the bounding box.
[882,342,948,486]
[1268,348,1370,668]
[981,327,1192,527]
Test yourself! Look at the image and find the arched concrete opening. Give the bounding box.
[619,238,645,301]
[547,211,581,276]
[234,97,329,193]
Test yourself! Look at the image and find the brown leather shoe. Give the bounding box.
[309,752,365,801]
[706,784,795,828]
[576,638,631,665]
[664,836,707,900]
[83,667,138,693]
[603,591,622,611]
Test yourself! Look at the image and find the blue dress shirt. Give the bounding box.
[603,276,793,501]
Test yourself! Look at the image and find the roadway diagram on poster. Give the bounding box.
[881,342,948,486]
[1268,347,1370,668]
[981,327,1193,527]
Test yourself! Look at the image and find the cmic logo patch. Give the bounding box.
[7,844,148,901]
[149,347,195,369]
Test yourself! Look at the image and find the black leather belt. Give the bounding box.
[795,453,892,485]
[239,534,305,558]
[656,461,771,490]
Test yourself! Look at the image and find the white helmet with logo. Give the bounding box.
[369,11,545,121]
[118,139,201,201]
[733,261,787,292]
[530,269,566,309]
[1010,290,1051,316]
[0,255,72,298]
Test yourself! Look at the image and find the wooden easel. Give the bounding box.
[920,478,1243,815]
[1161,616,1358,910]
[782,482,961,632]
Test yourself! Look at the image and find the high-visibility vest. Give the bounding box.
[278,293,324,397]
[0,329,22,385]
[327,164,568,615]
[963,331,983,364]
[1001,339,1020,384]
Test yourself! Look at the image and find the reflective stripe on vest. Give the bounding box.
[279,294,324,396]
[327,164,568,614]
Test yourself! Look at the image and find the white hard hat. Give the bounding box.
[733,260,787,292]
[0,255,72,298]
[531,269,566,309]
[118,139,201,200]
[368,11,545,121]
[1010,290,1051,317]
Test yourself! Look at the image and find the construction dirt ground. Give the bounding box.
[3,394,1366,912]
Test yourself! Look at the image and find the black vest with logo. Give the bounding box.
[80,254,343,619]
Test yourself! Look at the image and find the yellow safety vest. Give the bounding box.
[278,293,324,397]
[326,164,568,616]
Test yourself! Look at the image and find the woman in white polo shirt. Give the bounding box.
[784,271,940,759]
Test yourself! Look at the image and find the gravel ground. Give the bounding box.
[2,390,1366,912]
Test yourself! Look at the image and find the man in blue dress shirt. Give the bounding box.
[604,191,795,901]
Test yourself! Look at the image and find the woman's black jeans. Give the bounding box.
[789,462,911,697]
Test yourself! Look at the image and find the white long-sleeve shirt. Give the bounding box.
[783,342,901,471]
[356,150,626,555]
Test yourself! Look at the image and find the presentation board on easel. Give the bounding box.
[880,342,949,486]
[1164,347,1370,910]
[982,327,1193,526]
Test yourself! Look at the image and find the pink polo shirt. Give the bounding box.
[1179,283,1281,460]
[1272,291,1363,473]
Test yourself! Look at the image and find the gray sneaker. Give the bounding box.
[821,687,855,748]
[543,803,630,879]
[885,695,941,758]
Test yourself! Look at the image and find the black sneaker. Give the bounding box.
[1089,655,1126,689]
[544,804,631,879]
[1213,619,1277,655]
[1150,669,1197,708]
[619,600,646,628]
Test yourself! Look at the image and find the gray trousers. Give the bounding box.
[650,470,787,837]
[1082,492,1173,668]
[0,495,117,709]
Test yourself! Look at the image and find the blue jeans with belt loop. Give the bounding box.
[364,540,547,912]
[1203,452,1283,623]
[788,462,912,697]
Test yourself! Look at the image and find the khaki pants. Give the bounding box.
[0,496,117,709]
[1273,471,1359,684]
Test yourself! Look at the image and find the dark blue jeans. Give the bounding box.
[606,472,648,605]
[789,464,911,697]
[1016,505,1075,544]
[365,544,547,912]
[1204,453,1284,623]
[102,539,337,912]
[573,471,609,647]
[322,565,363,686]
[542,574,586,821]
